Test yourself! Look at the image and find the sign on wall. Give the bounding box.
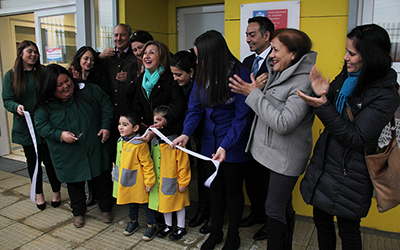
[240,1,300,61]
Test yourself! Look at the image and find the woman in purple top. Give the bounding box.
[172,30,252,250]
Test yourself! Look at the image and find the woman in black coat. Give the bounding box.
[297,24,399,250]
[132,40,186,141]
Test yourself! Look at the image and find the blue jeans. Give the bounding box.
[129,203,156,225]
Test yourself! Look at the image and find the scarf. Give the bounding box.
[335,71,360,114]
[142,67,163,98]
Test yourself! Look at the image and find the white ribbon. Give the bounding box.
[23,111,38,203]
[139,128,220,187]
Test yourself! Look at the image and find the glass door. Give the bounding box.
[34,6,78,68]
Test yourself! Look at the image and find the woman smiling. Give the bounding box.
[132,41,186,141]
[229,28,317,249]
[34,64,114,228]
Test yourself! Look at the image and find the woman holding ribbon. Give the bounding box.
[34,64,114,228]
[172,30,252,250]
[2,40,61,210]
[131,40,186,141]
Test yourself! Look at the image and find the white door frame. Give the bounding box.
[177,4,225,51]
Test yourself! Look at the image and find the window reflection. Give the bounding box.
[373,0,400,62]
[94,0,113,52]
[40,14,76,66]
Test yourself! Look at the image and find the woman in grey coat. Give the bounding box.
[229,28,316,249]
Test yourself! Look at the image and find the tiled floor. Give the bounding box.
[0,156,399,249]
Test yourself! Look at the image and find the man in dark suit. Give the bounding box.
[240,16,274,241]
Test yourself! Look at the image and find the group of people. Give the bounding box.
[2,16,399,250]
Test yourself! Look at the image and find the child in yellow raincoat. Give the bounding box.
[149,105,191,240]
[112,112,157,241]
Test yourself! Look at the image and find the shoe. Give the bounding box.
[51,201,61,208]
[200,232,223,250]
[222,235,240,250]
[51,192,61,208]
[73,216,85,228]
[156,225,173,238]
[169,227,187,240]
[36,193,46,210]
[101,212,112,223]
[253,223,268,241]
[189,198,208,227]
[36,203,46,210]
[199,217,212,234]
[123,220,139,236]
[239,213,263,227]
[142,224,157,241]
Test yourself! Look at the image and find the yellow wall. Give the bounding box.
[226,0,400,233]
[121,0,400,233]
[120,0,223,53]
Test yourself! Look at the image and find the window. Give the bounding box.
[93,0,115,52]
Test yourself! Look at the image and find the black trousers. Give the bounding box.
[313,206,362,250]
[67,170,113,216]
[265,170,298,224]
[244,159,269,219]
[204,160,246,240]
[23,144,61,194]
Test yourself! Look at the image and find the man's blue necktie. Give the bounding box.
[251,56,262,76]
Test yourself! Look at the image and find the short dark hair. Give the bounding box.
[130,30,153,44]
[120,111,140,127]
[115,23,132,36]
[273,28,312,65]
[248,16,274,41]
[170,49,197,74]
[347,24,392,95]
[153,105,171,117]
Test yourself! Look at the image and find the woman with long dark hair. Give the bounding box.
[172,30,252,250]
[69,46,111,96]
[298,24,399,249]
[2,40,61,210]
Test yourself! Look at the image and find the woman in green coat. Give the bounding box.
[34,64,114,228]
[2,40,61,210]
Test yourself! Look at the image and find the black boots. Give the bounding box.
[266,212,296,250]
[189,175,212,234]
[285,211,295,250]
[267,216,287,250]
[253,222,268,241]
[199,215,212,234]
[189,193,209,227]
